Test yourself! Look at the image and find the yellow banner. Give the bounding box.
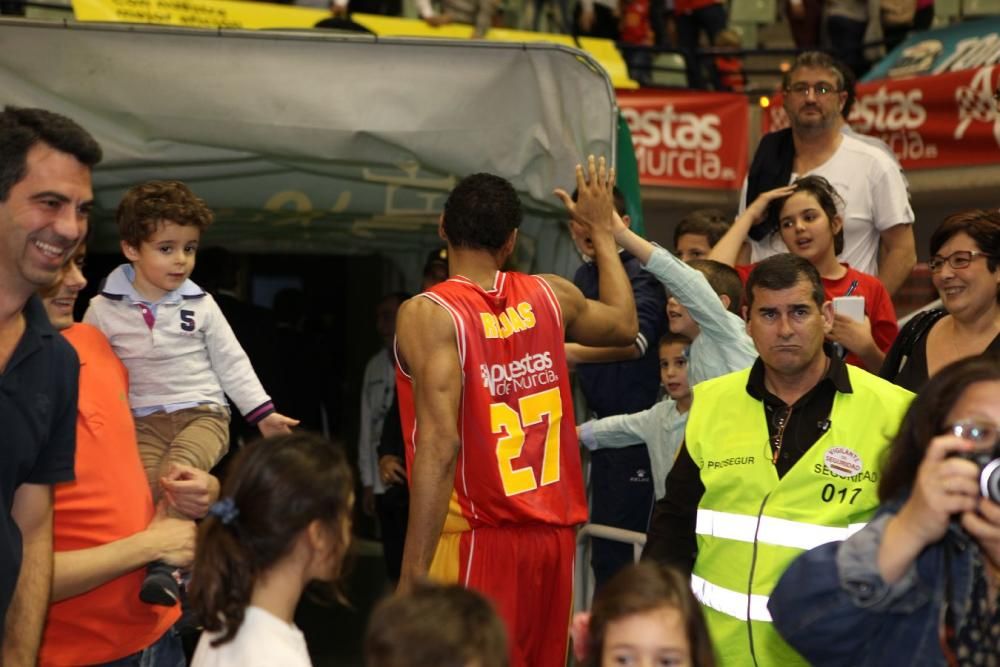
[70,0,636,88]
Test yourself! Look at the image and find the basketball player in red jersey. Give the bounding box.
[394,156,638,667]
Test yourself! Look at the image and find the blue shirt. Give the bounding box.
[0,295,78,639]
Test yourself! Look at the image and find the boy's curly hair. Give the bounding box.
[117,180,213,247]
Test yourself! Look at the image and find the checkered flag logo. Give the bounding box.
[954,65,1000,148]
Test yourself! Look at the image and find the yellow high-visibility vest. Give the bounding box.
[686,365,913,666]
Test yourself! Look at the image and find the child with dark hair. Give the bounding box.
[365,581,508,667]
[189,433,354,667]
[673,208,731,262]
[579,332,692,500]
[85,180,298,606]
[572,561,716,667]
[709,175,898,371]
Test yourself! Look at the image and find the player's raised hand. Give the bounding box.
[258,411,299,437]
[554,155,617,240]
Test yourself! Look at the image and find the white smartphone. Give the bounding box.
[833,296,865,322]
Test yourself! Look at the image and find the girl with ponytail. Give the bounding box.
[189,433,354,666]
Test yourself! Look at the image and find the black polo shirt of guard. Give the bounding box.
[0,294,78,640]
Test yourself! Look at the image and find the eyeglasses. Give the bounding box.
[947,420,1000,447]
[927,250,993,273]
[785,82,841,97]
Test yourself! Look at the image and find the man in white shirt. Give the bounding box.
[358,292,408,581]
[740,51,916,295]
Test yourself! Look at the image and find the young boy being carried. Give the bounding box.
[85,181,297,606]
[578,332,693,500]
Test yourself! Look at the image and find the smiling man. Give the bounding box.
[644,253,913,665]
[0,106,101,665]
[740,51,916,295]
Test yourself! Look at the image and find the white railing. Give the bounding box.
[574,523,646,612]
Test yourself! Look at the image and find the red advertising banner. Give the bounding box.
[761,65,1000,171]
[618,89,749,189]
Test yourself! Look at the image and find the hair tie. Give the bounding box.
[570,611,591,663]
[208,497,240,525]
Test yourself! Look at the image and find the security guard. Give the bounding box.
[644,254,913,665]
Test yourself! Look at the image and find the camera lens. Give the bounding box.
[982,459,1000,503]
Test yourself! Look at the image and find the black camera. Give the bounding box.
[950,421,1000,503]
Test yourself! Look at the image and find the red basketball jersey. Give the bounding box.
[396,271,587,532]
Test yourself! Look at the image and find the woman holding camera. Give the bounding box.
[769,356,1000,666]
[881,209,1000,392]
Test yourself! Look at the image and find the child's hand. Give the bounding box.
[258,411,299,437]
[611,208,629,238]
[746,185,796,225]
[828,313,874,355]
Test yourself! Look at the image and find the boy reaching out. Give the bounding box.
[609,211,757,387]
[578,332,693,500]
[84,181,296,606]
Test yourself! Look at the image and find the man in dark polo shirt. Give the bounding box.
[0,106,101,664]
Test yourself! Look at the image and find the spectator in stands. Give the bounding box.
[619,0,654,85]
[574,0,620,40]
[881,210,1000,392]
[882,0,933,53]
[359,291,408,583]
[365,582,508,667]
[566,188,668,590]
[770,355,1000,666]
[674,0,727,89]
[673,208,730,262]
[572,562,716,667]
[190,433,354,666]
[0,105,100,665]
[741,51,916,296]
[711,176,898,371]
[643,254,913,666]
[713,28,745,93]
[578,331,693,502]
[785,0,822,49]
[531,0,571,33]
[416,0,499,37]
[38,242,217,666]
[649,0,676,49]
[826,0,871,78]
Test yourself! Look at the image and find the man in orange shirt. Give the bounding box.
[37,242,220,666]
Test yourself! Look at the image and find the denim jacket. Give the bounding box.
[768,492,981,666]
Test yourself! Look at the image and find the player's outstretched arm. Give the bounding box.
[552,155,638,346]
[395,297,463,593]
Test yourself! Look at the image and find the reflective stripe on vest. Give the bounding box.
[691,574,772,622]
[696,509,868,552]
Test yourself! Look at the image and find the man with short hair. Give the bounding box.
[395,158,638,667]
[645,253,913,665]
[0,106,101,664]
[741,51,916,295]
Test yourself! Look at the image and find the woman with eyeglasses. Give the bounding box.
[880,209,1000,392]
[768,355,1000,666]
